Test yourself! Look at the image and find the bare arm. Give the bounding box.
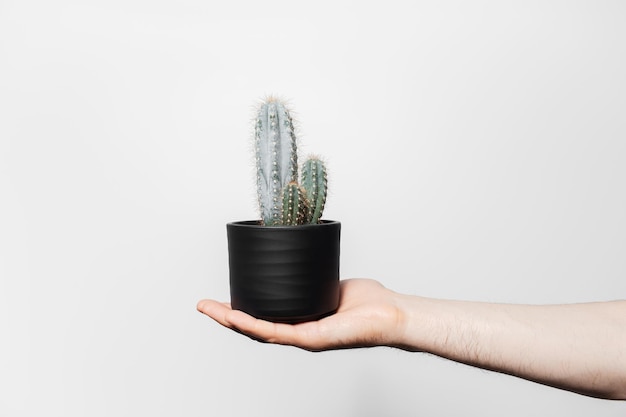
[197,279,626,400]
[395,292,626,399]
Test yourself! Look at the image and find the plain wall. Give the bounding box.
[1,1,625,415]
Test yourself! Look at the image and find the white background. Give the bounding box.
[1,1,625,415]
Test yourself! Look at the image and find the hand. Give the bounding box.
[197,279,406,351]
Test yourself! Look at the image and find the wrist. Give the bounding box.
[389,291,437,352]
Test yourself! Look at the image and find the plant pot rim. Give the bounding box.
[227,220,340,229]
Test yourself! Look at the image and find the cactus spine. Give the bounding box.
[254,97,328,226]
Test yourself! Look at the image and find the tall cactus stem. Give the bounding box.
[255,98,298,225]
[281,182,310,226]
[301,157,328,224]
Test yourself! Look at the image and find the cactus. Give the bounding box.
[254,97,329,226]
[255,98,298,226]
[301,157,327,224]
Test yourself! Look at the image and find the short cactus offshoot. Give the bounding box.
[254,97,328,226]
[301,157,327,224]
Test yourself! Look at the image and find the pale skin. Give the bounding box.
[197,278,626,400]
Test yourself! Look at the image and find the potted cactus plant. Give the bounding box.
[227,97,340,323]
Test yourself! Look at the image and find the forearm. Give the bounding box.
[394,294,626,400]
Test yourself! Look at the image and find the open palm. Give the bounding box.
[197,279,405,351]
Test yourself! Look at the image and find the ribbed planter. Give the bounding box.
[227,220,341,323]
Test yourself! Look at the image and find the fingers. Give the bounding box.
[225,310,310,348]
[196,299,290,341]
[197,299,330,350]
[196,299,233,328]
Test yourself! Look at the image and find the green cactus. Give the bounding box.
[301,157,327,224]
[254,97,328,226]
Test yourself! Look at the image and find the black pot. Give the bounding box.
[227,220,341,323]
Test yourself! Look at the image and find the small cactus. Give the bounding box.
[254,97,328,226]
[301,157,327,224]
